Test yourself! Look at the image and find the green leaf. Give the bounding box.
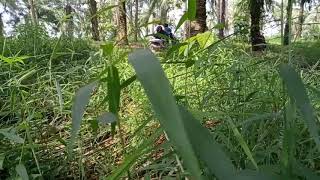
[129,49,205,180]
[175,12,188,32]
[107,66,121,133]
[120,75,136,89]
[179,107,236,179]
[97,112,117,125]
[16,164,29,180]
[188,0,197,20]
[0,154,5,170]
[281,100,296,178]
[101,42,114,57]
[279,64,320,151]
[71,82,97,145]
[0,128,24,144]
[227,118,258,170]
[196,32,215,49]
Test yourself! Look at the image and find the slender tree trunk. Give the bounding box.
[0,13,3,38]
[250,0,266,51]
[284,0,293,45]
[117,0,129,45]
[89,0,100,41]
[189,0,207,37]
[134,0,139,42]
[65,4,74,37]
[297,0,305,38]
[160,3,168,24]
[218,0,226,38]
[28,0,38,25]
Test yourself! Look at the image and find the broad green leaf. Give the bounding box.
[188,0,197,20]
[71,82,97,145]
[179,107,236,179]
[0,154,4,170]
[97,112,117,125]
[129,49,205,180]
[0,128,24,144]
[279,64,320,151]
[107,66,121,133]
[227,118,258,170]
[16,164,29,180]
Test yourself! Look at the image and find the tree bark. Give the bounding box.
[218,0,226,38]
[189,0,207,37]
[297,0,305,38]
[117,0,129,45]
[284,0,293,45]
[28,0,38,25]
[250,0,266,51]
[134,0,139,42]
[65,4,74,37]
[89,0,100,41]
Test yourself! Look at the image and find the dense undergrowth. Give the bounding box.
[1,26,320,179]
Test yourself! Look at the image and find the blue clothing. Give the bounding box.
[164,27,172,36]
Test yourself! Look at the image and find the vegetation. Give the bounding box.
[0,0,320,179]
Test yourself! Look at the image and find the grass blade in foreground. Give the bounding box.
[70,82,98,146]
[129,49,204,180]
[279,64,320,151]
[179,107,236,179]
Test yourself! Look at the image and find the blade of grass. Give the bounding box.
[129,49,204,180]
[279,64,320,152]
[227,118,258,170]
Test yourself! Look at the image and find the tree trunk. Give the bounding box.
[89,0,100,41]
[218,0,226,38]
[284,0,293,45]
[65,4,74,37]
[134,0,139,42]
[160,3,168,24]
[189,0,207,37]
[117,0,129,45]
[250,0,266,51]
[297,0,305,38]
[28,0,38,25]
[0,13,3,38]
